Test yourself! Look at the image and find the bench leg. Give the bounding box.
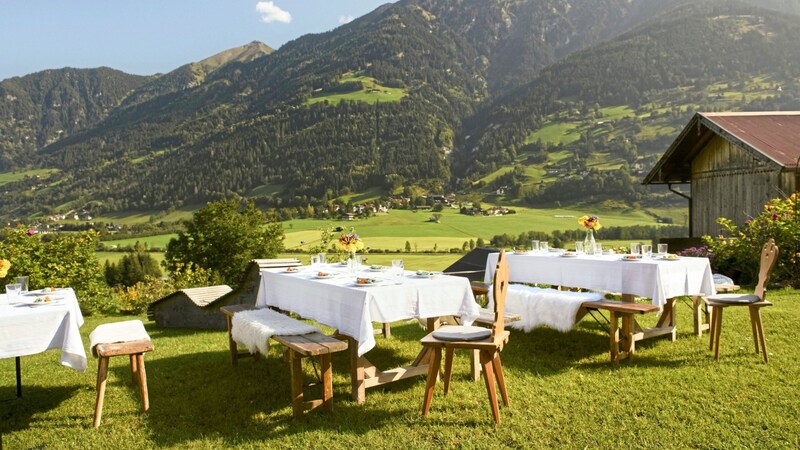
[94,356,109,428]
[382,322,392,339]
[289,350,304,420]
[130,354,138,385]
[621,314,635,359]
[226,315,239,366]
[609,311,620,362]
[321,353,334,413]
[137,354,150,412]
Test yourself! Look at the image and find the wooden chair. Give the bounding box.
[421,250,511,425]
[705,239,779,362]
[89,320,154,428]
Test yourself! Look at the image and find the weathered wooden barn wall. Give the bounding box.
[691,135,784,237]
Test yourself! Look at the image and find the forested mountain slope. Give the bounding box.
[2,0,799,219]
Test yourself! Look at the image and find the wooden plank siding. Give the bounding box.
[691,136,787,237]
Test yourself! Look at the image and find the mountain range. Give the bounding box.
[1,0,799,219]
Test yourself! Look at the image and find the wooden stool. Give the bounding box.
[89,320,154,428]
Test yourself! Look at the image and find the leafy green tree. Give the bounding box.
[105,241,162,287]
[164,200,284,285]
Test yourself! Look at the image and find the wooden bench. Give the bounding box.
[220,305,348,420]
[582,299,660,362]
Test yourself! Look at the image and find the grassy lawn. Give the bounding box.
[0,168,59,186]
[306,74,406,107]
[2,287,798,448]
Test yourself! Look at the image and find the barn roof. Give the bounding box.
[150,285,233,309]
[644,112,800,185]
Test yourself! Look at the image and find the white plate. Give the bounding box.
[368,266,388,272]
[560,252,579,257]
[415,272,442,278]
[621,256,642,261]
[660,255,681,261]
[284,268,303,274]
[314,273,336,279]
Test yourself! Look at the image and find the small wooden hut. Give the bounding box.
[644,112,800,237]
[148,258,301,329]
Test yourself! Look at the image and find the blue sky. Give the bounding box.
[0,0,392,81]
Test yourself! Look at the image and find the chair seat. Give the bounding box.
[431,325,492,342]
[705,293,761,305]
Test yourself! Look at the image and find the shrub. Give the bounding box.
[703,193,799,287]
[0,227,113,314]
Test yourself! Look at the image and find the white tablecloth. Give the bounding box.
[0,288,87,371]
[256,265,480,356]
[485,252,716,309]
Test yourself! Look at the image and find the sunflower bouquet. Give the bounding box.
[578,215,602,231]
[0,259,10,278]
[338,232,365,254]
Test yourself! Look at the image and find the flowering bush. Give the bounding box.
[0,226,113,314]
[578,215,602,230]
[678,246,713,258]
[703,193,799,287]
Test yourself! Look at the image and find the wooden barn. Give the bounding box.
[148,258,301,329]
[644,112,800,237]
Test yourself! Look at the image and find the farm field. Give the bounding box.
[281,206,676,252]
[96,206,680,264]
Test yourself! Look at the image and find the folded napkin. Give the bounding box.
[89,320,151,357]
[232,308,321,355]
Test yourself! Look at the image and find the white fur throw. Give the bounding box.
[232,308,321,355]
[493,285,603,333]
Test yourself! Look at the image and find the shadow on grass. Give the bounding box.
[137,322,427,447]
[0,384,81,432]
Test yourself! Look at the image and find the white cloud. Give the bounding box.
[338,15,354,25]
[256,1,291,24]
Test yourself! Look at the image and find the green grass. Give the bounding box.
[306,74,406,107]
[3,288,798,448]
[524,121,581,146]
[0,168,59,186]
[102,235,177,249]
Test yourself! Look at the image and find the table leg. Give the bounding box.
[348,336,366,404]
[16,356,22,398]
[692,296,711,337]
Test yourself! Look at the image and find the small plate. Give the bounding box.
[284,267,302,273]
[621,255,642,261]
[660,255,680,261]
[353,277,378,286]
[560,252,579,257]
[415,271,442,278]
[315,272,336,279]
[368,265,387,272]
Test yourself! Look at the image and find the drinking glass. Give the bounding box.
[16,276,29,292]
[531,240,540,252]
[630,243,641,256]
[575,242,584,253]
[594,243,603,256]
[392,259,405,280]
[642,244,653,259]
[657,243,669,256]
[540,242,549,252]
[5,283,21,303]
[310,255,320,269]
[317,252,327,266]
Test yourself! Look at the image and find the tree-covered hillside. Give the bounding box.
[2,0,800,220]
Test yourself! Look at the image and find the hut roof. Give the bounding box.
[150,285,232,309]
[644,112,800,185]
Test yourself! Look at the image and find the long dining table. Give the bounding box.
[484,251,716,344]
[0,288,87,398]
[256,264,480,403]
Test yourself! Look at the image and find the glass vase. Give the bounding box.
[583,229,596,255]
